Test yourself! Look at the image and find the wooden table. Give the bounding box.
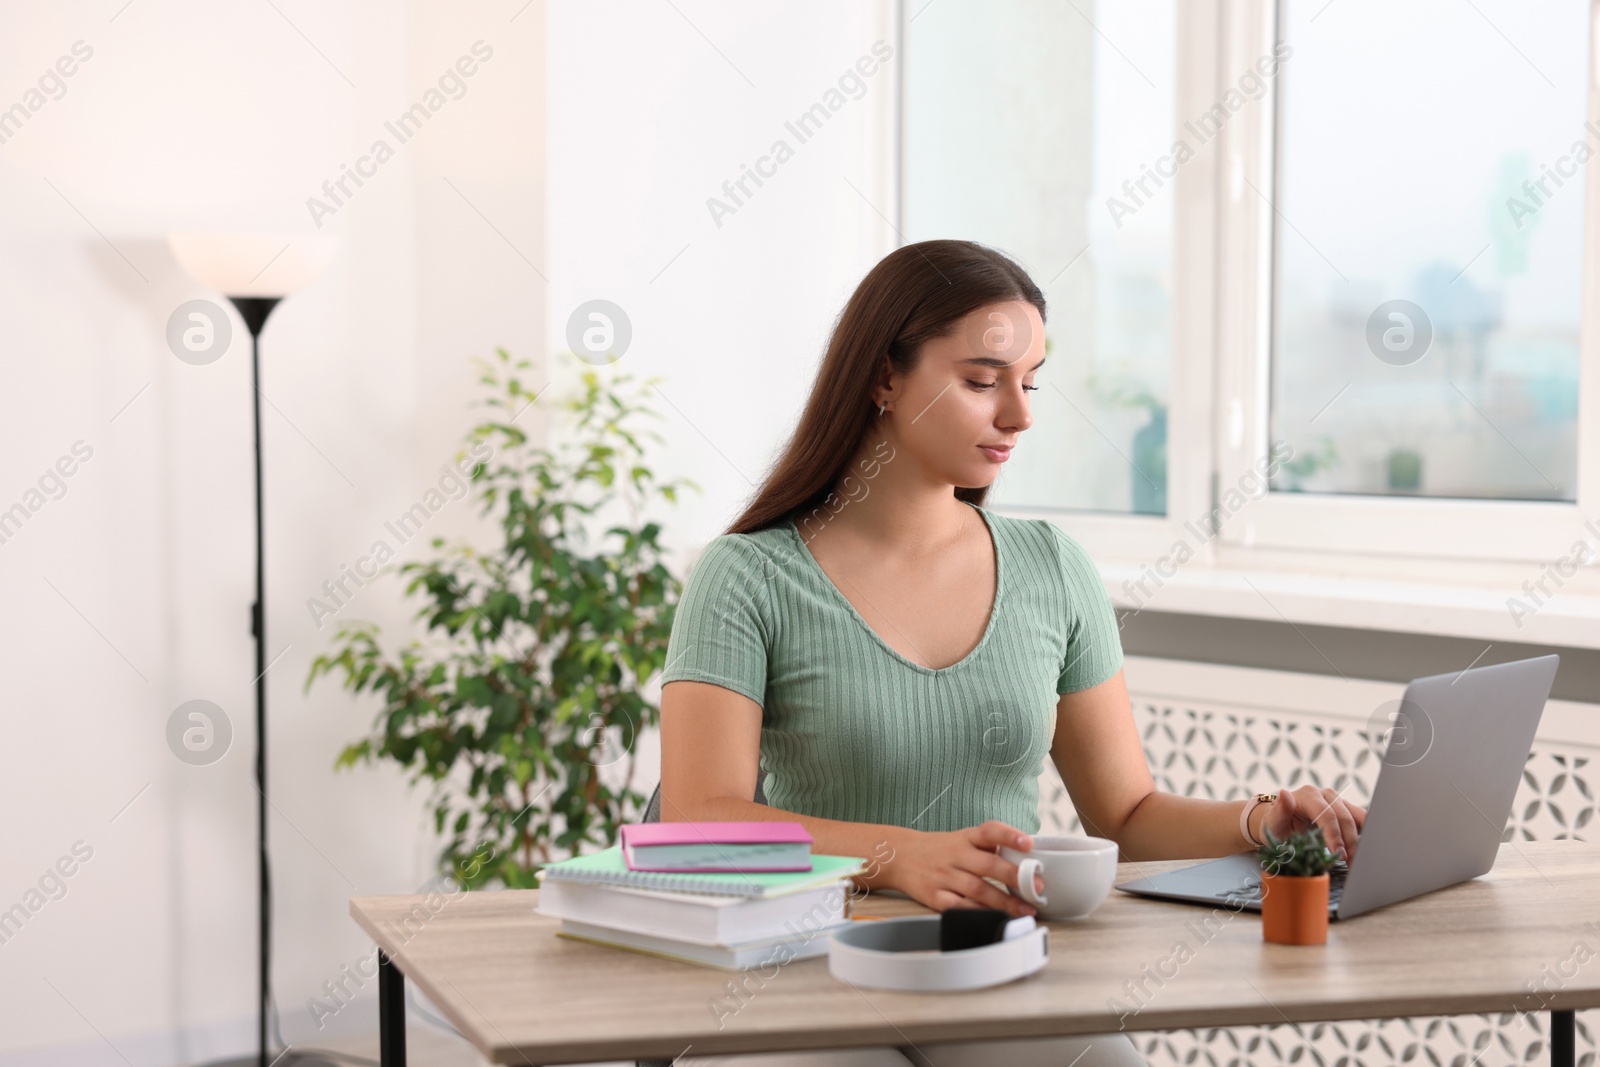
[351,839,1600,1066]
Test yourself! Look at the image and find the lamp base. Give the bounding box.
[193,1052,345,1067]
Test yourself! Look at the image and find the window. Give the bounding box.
[896,0,1599,572]
[1269,0,1587,503]
[1213,0,1600,565]
[899,0,1178,516]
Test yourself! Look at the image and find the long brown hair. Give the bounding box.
[728,239,1046,535]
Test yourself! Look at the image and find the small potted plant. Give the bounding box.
[1386,447,1423,492]
[1255,826,1339,945]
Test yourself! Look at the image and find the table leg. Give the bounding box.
[1549,1009,1574,1067]
[379,949,407,1067]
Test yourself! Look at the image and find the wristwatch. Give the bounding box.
[1240,792,1278,847]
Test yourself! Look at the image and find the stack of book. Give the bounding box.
[536,822,866,970]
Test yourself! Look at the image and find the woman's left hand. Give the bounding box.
[1258,785,1366,862]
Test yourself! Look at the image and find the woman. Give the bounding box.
[658,240,1366,1067]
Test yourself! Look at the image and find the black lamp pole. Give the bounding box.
[229,295,279,1067]
[214,299,335,1067]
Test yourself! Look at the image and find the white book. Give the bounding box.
[536,878,851,945]
[556,917,845,971]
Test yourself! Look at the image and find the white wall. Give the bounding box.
[0,0,542,1060]
[0,0,898,1061]
[545,0,898,544]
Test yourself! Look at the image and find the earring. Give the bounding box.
[878,402,887,415]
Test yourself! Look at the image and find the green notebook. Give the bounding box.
[538,847,866,898]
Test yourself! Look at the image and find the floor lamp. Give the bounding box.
[169,233,338,1067]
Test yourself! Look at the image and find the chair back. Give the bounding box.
[642,768,767,822]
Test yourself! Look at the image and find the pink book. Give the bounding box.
[620,821,814,873]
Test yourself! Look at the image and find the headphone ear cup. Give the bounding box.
[938,907,1010,952]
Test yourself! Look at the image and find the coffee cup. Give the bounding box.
[997,835,1119,920]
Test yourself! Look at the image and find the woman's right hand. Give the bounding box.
[882,821,1039,918]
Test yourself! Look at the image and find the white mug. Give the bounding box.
[997,834,1120,920]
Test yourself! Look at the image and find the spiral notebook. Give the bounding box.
[620,820,814,872]
[538,846,865,898]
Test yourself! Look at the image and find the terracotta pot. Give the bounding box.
[1260,872,1329,945]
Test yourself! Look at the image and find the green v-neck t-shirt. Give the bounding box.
[659,505,1124,834]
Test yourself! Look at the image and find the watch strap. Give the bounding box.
[1240,792,1278,847]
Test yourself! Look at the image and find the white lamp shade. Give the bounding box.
[168,231,338,297]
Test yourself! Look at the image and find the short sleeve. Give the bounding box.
[659,535,773,706]
[1046,523,1125,694]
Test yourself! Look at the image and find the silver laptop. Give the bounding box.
[1114,654,1560,920]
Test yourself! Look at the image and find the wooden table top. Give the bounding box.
[350,839,1600,1065]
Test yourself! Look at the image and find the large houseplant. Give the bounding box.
[308,349,689,889]
[1256,825,1340,945]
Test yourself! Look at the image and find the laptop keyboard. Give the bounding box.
[1231,864,1349,908]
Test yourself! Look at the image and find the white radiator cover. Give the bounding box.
[1035,655,1600,1067]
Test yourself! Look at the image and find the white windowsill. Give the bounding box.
[1099,560,1600,651]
